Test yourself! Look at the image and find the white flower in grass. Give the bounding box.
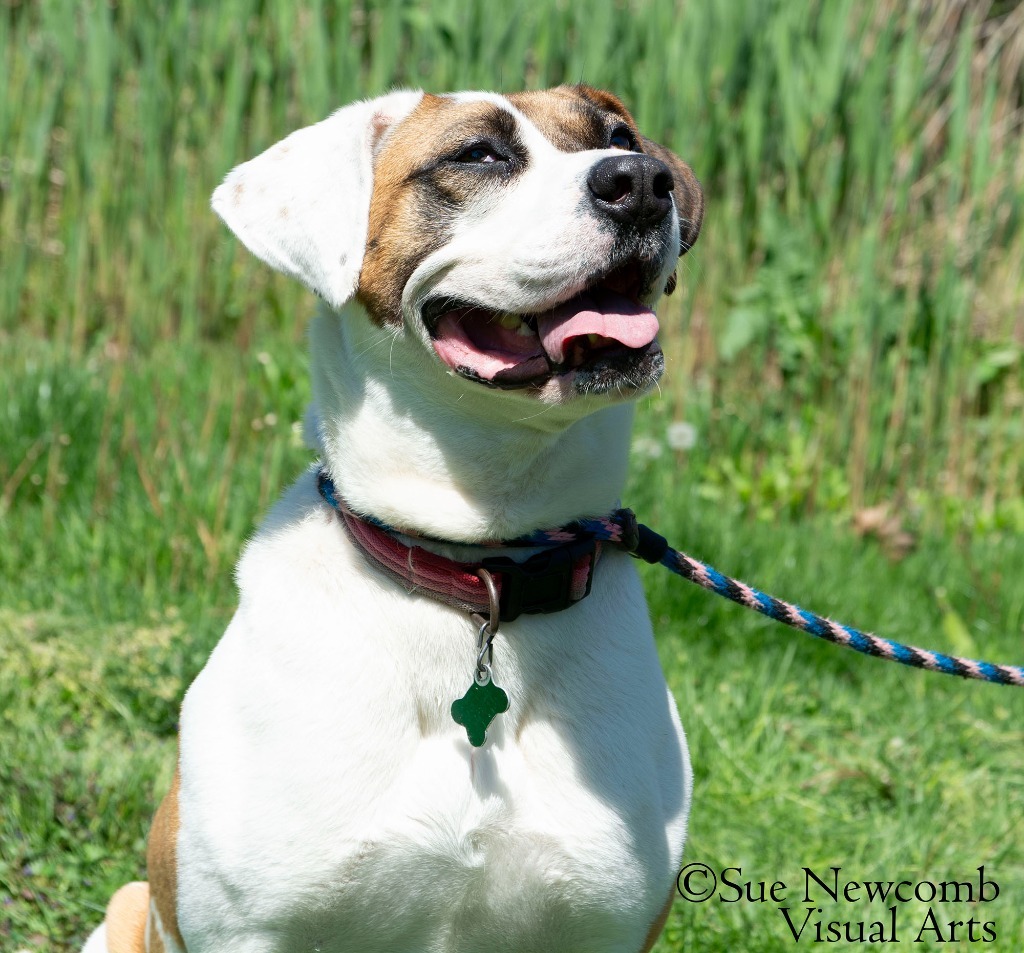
[666,421,697,451]
[632,435,664,460]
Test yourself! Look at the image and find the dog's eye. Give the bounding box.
[609,127,638,152]
[456,143,503,164]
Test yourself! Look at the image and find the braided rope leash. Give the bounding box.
[574,510,1024,688]
[316,467,1024,688]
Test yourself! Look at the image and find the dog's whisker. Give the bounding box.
[512,404,556,424]
[352,328,401,359]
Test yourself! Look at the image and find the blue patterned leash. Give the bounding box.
[571,511,1024,687]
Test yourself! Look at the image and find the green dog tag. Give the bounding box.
[451,677,509,747]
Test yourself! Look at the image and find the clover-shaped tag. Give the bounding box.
[451,677,509,747]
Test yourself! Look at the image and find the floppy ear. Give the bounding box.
[211,90,424,310]
[641,137,704,256]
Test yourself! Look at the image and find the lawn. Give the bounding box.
[3,1,1023,950]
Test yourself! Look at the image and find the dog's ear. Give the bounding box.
[212,90,424,310]
[640,137,704,257]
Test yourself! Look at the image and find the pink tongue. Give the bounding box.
[538,289,659,364]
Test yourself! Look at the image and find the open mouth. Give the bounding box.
[423,262,664,390]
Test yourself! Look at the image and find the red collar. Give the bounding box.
[317,470,602,623]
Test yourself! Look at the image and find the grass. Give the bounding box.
[3,404,1024,949]
[4,0,1023,526]
[627,421,1024,947]
[2,0,1024,949]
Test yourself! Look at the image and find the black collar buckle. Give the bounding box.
[481,537,598,623]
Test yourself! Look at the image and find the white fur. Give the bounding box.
[108,91,694,953]
[175,476,689,952]
[211,90,424,310]
[81,924,107,953]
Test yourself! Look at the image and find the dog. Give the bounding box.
[82,84,704,953]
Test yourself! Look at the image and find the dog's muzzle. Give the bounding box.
[422,257,669,395]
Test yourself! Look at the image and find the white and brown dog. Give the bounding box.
[83,84,703,953]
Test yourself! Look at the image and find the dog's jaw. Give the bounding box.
[410,255,673,397]
[309,299,636,541]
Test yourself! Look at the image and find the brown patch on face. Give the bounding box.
[358,95,525,324]
[507,84,638,153]
[146,764,185,952]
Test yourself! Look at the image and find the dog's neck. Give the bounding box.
[308,302,635,542]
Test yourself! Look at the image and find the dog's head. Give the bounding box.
[213,85,703,407]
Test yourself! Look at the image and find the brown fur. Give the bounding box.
[359,93,445,323]
[104,881,148,953]
[507,85,632,152]
[359,96,520,324]
[145,766,185,952]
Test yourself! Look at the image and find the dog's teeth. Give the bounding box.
[495,313,536,336]
[497,314,522,331]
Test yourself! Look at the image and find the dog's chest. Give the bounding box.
[174,482,689,952]
[212,739,665,953]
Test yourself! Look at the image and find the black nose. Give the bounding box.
[587,154,674,227]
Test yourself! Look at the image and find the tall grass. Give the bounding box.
[4,4,1024,950]
[3,0,1023,540]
